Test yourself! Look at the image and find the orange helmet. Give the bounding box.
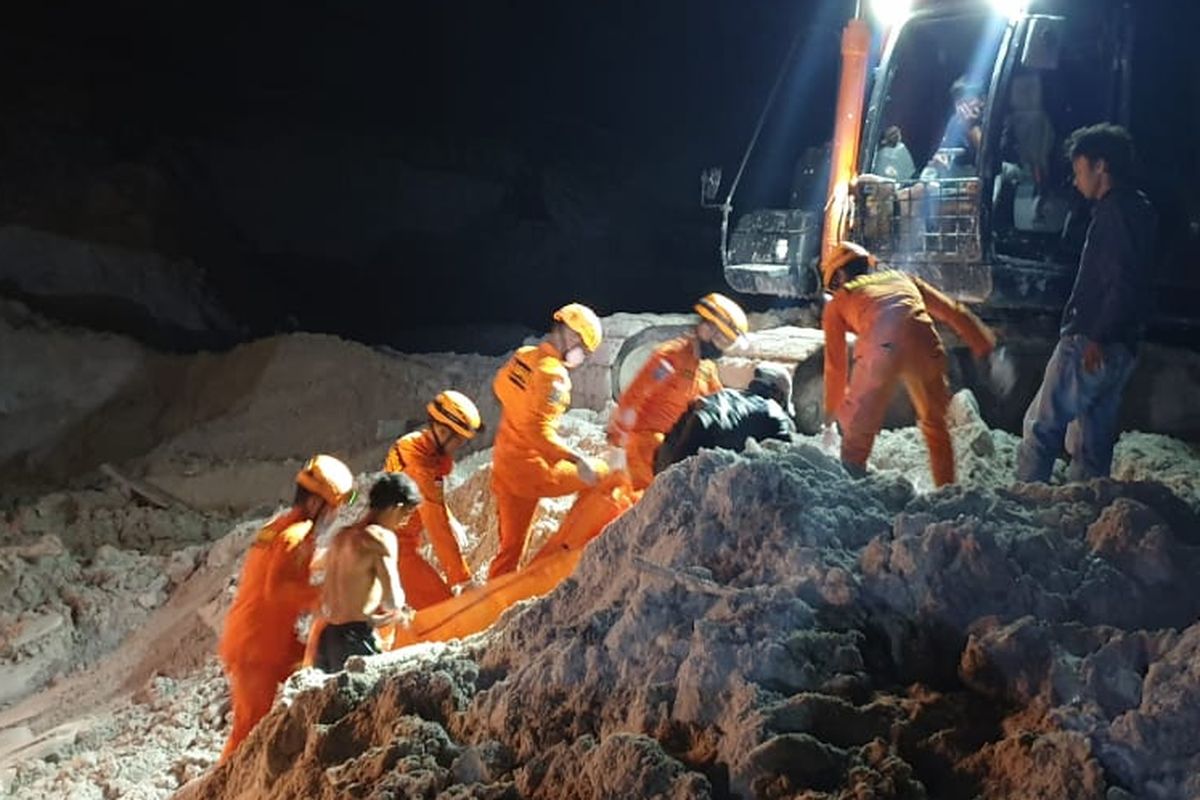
[822,241,877,288]
[553,302,603,352]
[694,292,748,341]
[427,390,483,439]
[295,454,354,506]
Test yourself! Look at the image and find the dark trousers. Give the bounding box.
[314,621,379,673]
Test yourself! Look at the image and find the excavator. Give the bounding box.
[588,0,1200,435]
[709,0,1198,330]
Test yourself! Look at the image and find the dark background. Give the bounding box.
[0,1,849,347]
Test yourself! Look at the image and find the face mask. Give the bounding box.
[312,503,340,540]
[564,345,586,369]
[698,339,723,360]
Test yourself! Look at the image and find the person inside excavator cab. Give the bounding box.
[922,77,985,180]
[607,292,749,490]
[383,390,484,605]
[821,242,1012,487]
[489,302,609,579]
[217,454,353,761]
[313,473,419,673]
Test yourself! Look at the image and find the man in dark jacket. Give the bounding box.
[1016,124,1157,483]
[653,364,796,474]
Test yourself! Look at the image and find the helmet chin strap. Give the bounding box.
[430,422,449,454]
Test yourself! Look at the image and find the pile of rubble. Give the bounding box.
[0,298,507,506]
[0,411,608,798]
[0,487,232,710]
[3,298,1200,799]
[174,433,1200,800]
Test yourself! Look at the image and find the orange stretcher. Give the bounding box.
[303,473,638,662]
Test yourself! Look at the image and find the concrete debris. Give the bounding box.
[0,530,200,708]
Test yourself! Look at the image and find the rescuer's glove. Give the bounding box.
[820,422,842,457]
[987,347,1017,398]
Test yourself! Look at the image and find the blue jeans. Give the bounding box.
[1016,335,1137,483]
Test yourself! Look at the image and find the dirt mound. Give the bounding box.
[2,486,232,556]
[174,438,1200,800]
[1,664,229,799]
[863,390,1200,508]
[0,301,507,506]
[0,224,237,344]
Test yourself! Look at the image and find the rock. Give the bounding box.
[0,727,34,761]
[7,612,65,652]
[966,731,1107,800]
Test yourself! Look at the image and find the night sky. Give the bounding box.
[0,1,848,346]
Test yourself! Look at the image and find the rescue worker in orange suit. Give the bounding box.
[383,390,484,607]
[217,454,353,761]
[821,242,1002,487]
[607,293,749,490]
[489,302,609,579]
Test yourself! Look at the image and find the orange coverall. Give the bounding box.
[823,270,995,486]
[490,342,608,578]
[612,336,722,489]
[383,428,469,607]
[218,509,320,760]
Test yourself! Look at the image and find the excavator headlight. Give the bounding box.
[868,0,912,29]
[988,0,1030,20]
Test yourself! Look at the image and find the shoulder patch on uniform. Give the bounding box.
[653,358,675,382]
[550,375,571,406]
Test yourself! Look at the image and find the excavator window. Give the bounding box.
[990,13,1119,264]
[852,13,1007,274]
[871,13,1006,180]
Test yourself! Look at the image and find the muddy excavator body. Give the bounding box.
[711,0,1200,338]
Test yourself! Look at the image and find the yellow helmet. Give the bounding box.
[822,241,877,289]
[427,390,483,439]
[694,292,748,341]
[553,302,603,352]
[295,454,354,506]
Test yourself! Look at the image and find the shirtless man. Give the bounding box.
[314,474,420,673]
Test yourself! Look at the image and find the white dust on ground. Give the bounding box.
[3,302,1200,799]
[0,406,610,799]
